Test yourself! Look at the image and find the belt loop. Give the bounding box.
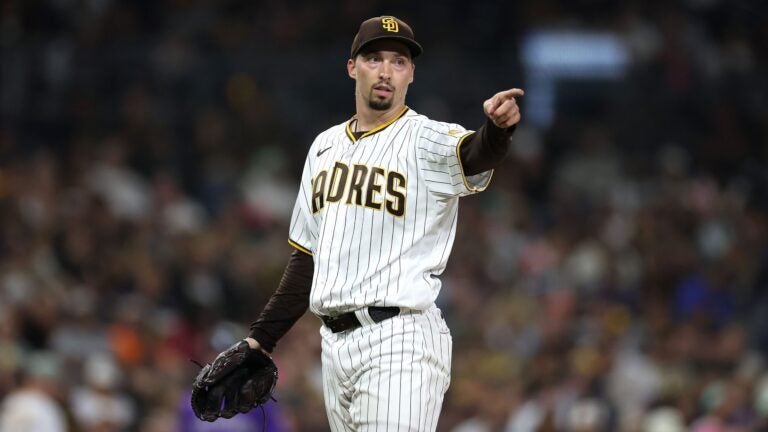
[354,308,376,327]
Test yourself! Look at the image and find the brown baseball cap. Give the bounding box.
[350,16,423,59]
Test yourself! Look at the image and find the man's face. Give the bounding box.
[348,40,415,111]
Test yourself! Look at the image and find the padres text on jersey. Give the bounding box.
[310,162,407,217]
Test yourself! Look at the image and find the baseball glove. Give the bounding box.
[191,340,278,422]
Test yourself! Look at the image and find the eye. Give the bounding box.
[390,57,410,70]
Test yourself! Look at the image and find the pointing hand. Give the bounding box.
[483,88,524,129]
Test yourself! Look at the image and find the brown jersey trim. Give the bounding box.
[345,106,410,143]
[288,238,313,255]
[455,131,492,193]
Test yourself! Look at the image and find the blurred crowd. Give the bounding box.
[1,0,767,431]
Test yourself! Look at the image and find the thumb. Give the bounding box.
[483,98,495,115]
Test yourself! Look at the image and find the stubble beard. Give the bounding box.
[368,95,393,111]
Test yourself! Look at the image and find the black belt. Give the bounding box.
[321,307,400,333]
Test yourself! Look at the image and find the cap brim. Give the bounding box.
[353,35,423,58]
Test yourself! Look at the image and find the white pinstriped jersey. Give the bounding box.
[288,107,493,316]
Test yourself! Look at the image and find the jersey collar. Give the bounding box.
[345,106,410,143]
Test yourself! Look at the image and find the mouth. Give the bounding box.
[373,84,394,98]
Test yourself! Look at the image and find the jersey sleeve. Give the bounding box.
[287,154,316,255]
[417,121,494,197]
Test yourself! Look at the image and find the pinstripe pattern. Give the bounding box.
[288,108,487,429]
[288,109,492,316]
[321,307,451,431]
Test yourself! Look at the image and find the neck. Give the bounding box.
[354,101,406,131]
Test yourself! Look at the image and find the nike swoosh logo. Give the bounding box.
[317,147,333,157]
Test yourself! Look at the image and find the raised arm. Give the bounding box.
[460,88,524,175]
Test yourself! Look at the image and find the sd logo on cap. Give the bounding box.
[381,17,399,32]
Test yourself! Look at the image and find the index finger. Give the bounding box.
[496,88,525,99]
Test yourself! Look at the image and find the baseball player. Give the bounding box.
[207,16,522,431]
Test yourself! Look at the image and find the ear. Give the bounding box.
[409,63,415,84]
[347,58,356,79]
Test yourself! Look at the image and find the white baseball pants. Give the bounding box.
[320,306,452,431]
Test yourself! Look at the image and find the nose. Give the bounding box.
[378,60,392,80]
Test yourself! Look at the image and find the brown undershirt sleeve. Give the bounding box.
[248,248,314,352]
[460,119,517,176]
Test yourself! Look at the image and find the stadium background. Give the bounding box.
[1,0,767,430]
